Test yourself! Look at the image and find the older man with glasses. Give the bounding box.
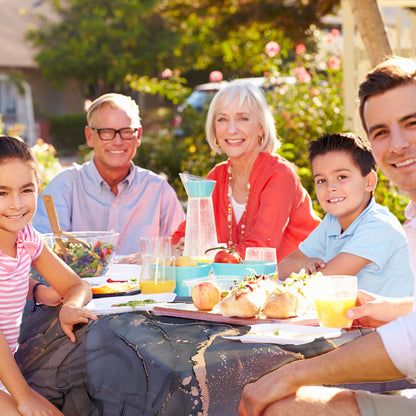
[33,93,185,258]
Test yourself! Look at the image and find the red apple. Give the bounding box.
[191,282,221,311]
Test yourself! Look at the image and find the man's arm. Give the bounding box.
[238,331,404,416]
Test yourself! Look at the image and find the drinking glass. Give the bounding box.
[140,236,172,257]
[140,255,176,294]
[312,275,357,328]
[245,247,277,263]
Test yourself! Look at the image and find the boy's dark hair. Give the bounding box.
[308,132,376,176]
[358,56,416,133]
[0,135,39,182]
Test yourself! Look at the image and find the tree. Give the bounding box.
[27,0,179,98]
[349,0,392,67]
[26,0,341,95]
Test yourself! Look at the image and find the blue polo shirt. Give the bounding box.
[299,198,414,297]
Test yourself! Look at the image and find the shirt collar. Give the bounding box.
[87,157,135,191]
[328,197,375,237]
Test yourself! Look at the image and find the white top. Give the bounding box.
[231,197,245,224]
[377,201,416,383]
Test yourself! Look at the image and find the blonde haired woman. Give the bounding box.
[173,81,320,261]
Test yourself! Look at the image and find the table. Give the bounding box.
[17,266,415,415]
[16,299,414,416]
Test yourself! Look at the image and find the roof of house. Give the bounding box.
[0,0,55,68]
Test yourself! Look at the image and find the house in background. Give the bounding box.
[0,0,85,145]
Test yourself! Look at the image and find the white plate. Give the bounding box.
[222,323,342,345]
[86,292,176,315]
[84,263,141,286]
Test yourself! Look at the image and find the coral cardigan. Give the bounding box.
[172,152,320,262]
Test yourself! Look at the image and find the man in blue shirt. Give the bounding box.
[33,93,185,257]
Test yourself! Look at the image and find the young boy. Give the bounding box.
[278,132,414,297]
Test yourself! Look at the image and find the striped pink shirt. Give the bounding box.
[0,223,43,354]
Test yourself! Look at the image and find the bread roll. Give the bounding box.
[220,285,267,318]
[263,289,305,318]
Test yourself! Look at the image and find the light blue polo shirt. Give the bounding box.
[299,198,414,297]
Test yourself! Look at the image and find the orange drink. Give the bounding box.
[311,275,357,328]
[140,279,176,294]
[314,297,356,328]
[140,255,176,294]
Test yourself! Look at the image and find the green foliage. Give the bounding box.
[31,139,63,190]
[125,74,191,105]
[48,113,86,156]
[27,0,340,94]
[27,0,179,97]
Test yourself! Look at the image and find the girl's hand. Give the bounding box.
[59,304,97,343]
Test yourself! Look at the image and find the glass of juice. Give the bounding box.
[312,275,357,328]
[140,255,176,294]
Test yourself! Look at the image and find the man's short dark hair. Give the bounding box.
[308,132,376,176]
[358,56,416,133]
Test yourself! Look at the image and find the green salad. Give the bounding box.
[53,240,114,277]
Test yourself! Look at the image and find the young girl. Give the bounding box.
[0,135,97,415]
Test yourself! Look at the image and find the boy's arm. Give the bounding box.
[278,249,325,281]
[319,252,371,276]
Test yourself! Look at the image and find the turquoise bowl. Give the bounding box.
[211,260,276,279]
[175,263,212,296]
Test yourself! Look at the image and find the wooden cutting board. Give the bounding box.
[152,304,319,326]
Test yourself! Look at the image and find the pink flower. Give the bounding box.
[330,28,340,37]
[328,56,341,70]
[294,66,311,83]
[326,28,341,44]
[209,70,223,82]
[265,41,280,58]
[310,87,320,95]
[162,68,173,79]
[295,44,306,54]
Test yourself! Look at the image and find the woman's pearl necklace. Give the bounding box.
[227,165,251,246]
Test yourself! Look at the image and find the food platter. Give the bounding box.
[152,303,320,326]
[91,282,142,298]
[86,292,176,315]
[222,323,342,345]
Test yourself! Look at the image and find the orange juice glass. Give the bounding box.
[140,255,176,294]
[312,275,357,328]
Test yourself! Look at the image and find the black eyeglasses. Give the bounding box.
[90,127,139,141]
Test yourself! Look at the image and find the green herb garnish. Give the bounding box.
[273,329,280,336]
[112,299,158,308]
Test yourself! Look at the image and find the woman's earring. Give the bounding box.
[215,138,220,147]
[258,135,264,145]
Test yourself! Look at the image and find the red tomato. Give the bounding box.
[214,249,241,264]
